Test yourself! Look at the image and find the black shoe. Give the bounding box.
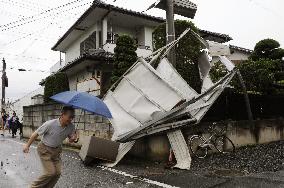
[1,134,4,136]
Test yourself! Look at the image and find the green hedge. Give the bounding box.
[44,73,69,103]
[111,35,137,84]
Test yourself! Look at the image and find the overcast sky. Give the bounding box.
[0,0,283,101]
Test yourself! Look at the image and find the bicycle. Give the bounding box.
[188,125,235,159]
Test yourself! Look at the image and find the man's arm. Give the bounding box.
[23,132,39,153]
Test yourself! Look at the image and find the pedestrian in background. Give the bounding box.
[4,114,10,131]
[9,111,18,138]
[6,114,11,134]
[17,118,24,139]
[1,109,7,136]
[23,106,78,188]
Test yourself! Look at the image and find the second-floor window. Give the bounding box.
[107,32,119,44]
[80,32,96,55]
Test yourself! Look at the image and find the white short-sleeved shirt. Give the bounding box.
[36,119,75,148]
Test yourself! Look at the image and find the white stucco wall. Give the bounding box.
[65,21,156,63]
[9,87,44,121]
[144,26,154,50]
[228,50,250,61]
[68,70,101,96]
[65,23,99,63]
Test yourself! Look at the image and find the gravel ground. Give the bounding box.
[191,140,284,174]
[115,141,284,188]
[116,140,284,178]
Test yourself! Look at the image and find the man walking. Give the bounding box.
[10,111,19,138]
[23,106,78,188]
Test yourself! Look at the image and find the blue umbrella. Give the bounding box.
[50,91,112,118]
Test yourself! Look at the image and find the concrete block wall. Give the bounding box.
[23,103,113,147]
[130,118,284,162]
[23,103,284,162]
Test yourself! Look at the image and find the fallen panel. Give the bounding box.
[156,58,198,100]
[104,92,142,140]
[103,141,135,167]
[176,70,237,123]
[167,129,191,170]
[79,136,119,163]
[104,59,184,140]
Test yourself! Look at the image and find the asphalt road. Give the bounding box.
[1,135,284,188]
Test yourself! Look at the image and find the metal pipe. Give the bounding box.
[166,0,176,67]
[236,69,253,121]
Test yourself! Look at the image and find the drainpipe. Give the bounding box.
[95,22,100,49]
[102,17,108,47]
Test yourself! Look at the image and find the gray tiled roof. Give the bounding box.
[229,45,253,54]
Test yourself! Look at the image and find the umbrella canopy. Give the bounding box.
[50,91,112,118]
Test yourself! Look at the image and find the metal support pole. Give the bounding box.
[236,70,253,121]
[1,58,6,109]
[166,0,176,67]
[59,52,62,66]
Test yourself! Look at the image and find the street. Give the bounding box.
[1,135,284,188]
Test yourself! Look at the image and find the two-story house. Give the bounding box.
[49,1,235,97]
[51,1,169,96]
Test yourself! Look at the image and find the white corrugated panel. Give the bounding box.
[104,92,142,140]
[112,80,162,123]
[104,59,184,140]
[177,70,236,123]
[103,141,135,167]
[125,61,184,110]
[167,129,191,170]
[219,56,235,71]
[156,58,197,100]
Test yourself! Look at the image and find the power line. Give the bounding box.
[0,52,57,62]
[7,66,49,73]
[1,1,92,31]
[22,0,52,9]
[248,0,282,19]
[0,0,89,30]
[1,2,92,46]
[0,10,25,18]
[0,0,44,12]
[5,10,85,51]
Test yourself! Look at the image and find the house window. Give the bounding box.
[99,31,102,48]
[80,31,96,55]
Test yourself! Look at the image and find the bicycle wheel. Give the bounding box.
[214,135,235,154]
[189,135,208,159]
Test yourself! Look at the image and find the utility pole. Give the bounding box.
[165,0,176,67]
[1,58,6,109]
[154,0,197,67]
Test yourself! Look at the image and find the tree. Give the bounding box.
[153,20,203,93]
[111,35,138,84]
[232,59,282,94]
[209,61,228,83]
[251,39,284,61]
[44,73,70,103]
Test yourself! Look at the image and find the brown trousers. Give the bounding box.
[31,142,62,188]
